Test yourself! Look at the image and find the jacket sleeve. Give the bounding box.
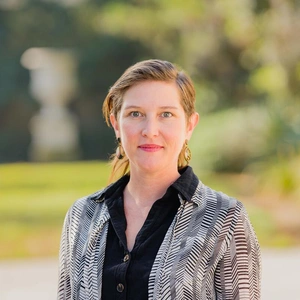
[57,208,72,300]
[214,207,261,299]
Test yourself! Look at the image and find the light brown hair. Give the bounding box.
[102,59,196,182]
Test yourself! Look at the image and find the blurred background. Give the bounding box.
[0,0,299,298]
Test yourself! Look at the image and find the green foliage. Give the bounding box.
[0,1,153,162]
[190,103,300,172]
[252,156,300,196]
[0,0,299,169]
[190,106,269,172]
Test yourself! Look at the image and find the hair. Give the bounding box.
[102,59,196,182]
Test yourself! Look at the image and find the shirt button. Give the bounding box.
[123,254,130,262]
[117,283,124,292]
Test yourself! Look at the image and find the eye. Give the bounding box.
[161,112,173,118]
[130,111,142,117]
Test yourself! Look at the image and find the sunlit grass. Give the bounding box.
[0,161,298,260]
[0,161,110,259]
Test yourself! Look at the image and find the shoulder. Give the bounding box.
[193,182,243,214]
[63,173,130,228]
[64,187,107,223]
[191,182,249,235]
[65,175,127,221]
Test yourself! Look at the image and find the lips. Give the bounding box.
[138,144,163,152]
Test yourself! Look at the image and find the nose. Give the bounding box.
[142,117,159,137]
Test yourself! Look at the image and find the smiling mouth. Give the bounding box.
[138,144,163,152]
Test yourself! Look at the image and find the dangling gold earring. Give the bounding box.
[116,137,125,159]
[184,140,191,164]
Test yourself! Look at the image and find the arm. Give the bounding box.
[57,210,72,300]
[214,208,261,299]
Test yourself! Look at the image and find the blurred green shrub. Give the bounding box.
[0,0,299,169]
[190,103,300,172]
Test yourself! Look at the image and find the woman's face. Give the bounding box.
[110,80,198,175]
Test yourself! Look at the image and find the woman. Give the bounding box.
[58,59,261,299]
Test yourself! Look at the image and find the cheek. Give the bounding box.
[165,127,187,151]
[120,122,138,141]
[168,121,188,139]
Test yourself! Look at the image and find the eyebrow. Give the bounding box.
[123,105,179,110]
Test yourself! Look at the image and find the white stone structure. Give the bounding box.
[21,48,80,161]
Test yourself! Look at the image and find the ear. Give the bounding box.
[186,112,199,140]
[109,113,120,138]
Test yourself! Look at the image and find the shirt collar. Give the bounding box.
[171,166,199,202]
[90,166,199,204]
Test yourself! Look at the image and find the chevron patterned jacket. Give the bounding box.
[58,175,261,299]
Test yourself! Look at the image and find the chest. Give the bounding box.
[124,204,151,251]
[72,200,223,300]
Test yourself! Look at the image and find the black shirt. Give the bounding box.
[101,166,198,300]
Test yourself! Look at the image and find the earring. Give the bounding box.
[184,140,191,164]
[116,137,125,159]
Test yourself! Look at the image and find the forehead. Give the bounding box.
[122,80,181,106]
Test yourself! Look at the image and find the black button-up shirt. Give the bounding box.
[101,166,198,300]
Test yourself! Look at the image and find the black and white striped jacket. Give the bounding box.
[58,177,261,299]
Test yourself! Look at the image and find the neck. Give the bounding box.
[124,168,180,207]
